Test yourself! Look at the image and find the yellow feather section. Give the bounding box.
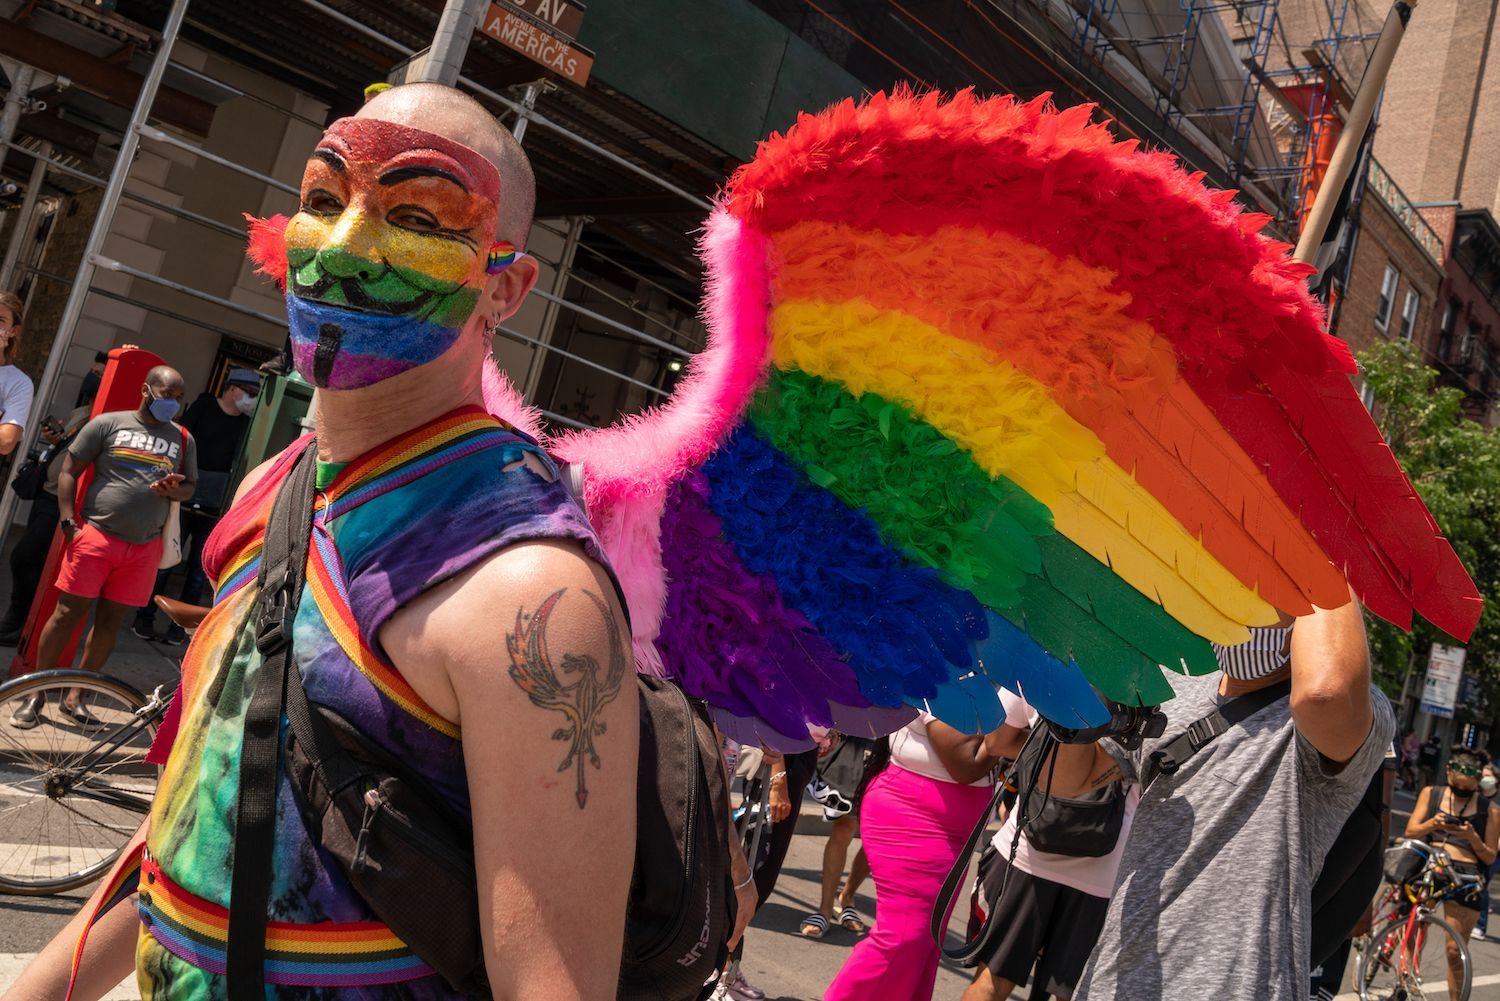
[771,298,1278,642]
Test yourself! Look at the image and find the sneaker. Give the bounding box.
[1472,927,1486,941]
[59,700,104,730]
[131,619,157,641]
[724,970,765,1001]
[9,695,43,729]
[163,625,188,647]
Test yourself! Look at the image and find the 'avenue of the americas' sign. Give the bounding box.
[482,2,594,86]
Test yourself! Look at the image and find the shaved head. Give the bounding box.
[146,365,182,390]
[357,82,536,248]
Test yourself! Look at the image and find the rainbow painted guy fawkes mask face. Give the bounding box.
[283,117,501,389]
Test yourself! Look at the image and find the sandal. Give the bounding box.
[838,905,867,934]
[799,913,829,939]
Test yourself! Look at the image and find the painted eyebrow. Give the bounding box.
[379,164,468,191]
[312,148,346,172]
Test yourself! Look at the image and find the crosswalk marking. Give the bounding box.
[0,953,134,999]
[1334,969,1500,999]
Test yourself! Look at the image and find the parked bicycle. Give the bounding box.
[0,596,201,896]
[1357,838,1478,1001]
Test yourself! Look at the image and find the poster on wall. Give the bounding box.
[1421,644,1468,718]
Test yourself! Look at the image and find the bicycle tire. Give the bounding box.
[1357,910,1472,1001]
[0,670,159,895]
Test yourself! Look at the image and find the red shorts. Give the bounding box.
[56,523,162,606]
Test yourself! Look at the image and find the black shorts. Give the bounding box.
[1448,861,1486,910]
[970,847,1109,1000]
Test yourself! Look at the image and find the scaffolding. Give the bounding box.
[1069,0,1372,229]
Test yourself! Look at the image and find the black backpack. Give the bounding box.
[228,443,734,1001]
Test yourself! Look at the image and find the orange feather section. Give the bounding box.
[772,221,1349,614]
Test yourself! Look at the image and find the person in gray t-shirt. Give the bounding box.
[10,366,197,730]
[1075,594,1395,1001]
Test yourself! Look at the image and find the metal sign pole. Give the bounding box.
[1292,0,1415,263]
[419,0,488,87]
[0,0,191,551]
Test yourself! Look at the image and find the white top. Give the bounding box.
[989,689,1138,898]
[889,712,995,787]
[0,365,33,429]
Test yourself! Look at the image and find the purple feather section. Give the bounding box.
[655,471,871,747]
[829,702,919,738]
[712,707,817,753]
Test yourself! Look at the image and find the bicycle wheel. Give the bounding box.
[0,670,159,895]
[1358,911,1472,1001]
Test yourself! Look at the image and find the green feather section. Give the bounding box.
[751,369,1217,702]
[752,369,1051,609]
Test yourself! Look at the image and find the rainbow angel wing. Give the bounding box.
[535,92,1480,748]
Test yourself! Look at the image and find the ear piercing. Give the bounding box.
[486,241,522,274]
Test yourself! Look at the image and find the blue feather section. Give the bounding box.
[702,427,989,708]
[977,611,1110,729]
[919,671,1006,734]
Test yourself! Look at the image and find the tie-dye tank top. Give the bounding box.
[137,407,606,999]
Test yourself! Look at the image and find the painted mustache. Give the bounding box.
[291,271,438,317]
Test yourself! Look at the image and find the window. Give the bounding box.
[1399,290,1421,341]
[1375,264,1399,330]
[1360,380,1377,411]
[1438,299,1458,359]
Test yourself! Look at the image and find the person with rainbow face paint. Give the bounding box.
[6,83,639,1001]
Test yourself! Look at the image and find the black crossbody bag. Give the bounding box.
[228,443,491,998]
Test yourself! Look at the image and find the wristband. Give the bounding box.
[770,771,787,783]
[735,874,755,890]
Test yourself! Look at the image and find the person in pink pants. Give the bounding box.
[825,713,1003,1001]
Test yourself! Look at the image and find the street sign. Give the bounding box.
[481,3,594,86]
[503,0,585,40]
[1420,644,1467,718]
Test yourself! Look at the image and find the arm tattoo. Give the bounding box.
[506,588,627,809]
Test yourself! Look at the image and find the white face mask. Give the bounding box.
[1213,624,1294,681]
[233,390,256,416]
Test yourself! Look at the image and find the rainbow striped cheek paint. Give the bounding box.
[282,117,502,389]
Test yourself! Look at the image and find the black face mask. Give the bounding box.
[1449,781,1479,798]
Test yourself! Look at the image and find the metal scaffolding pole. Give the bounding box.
[0,140,48,288]
[522,215,585,399]
[0,64,36,180]
[0,0,191,547]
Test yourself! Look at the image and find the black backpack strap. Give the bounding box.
[930,724,1053,964]
[1141,679,1291,792]
[226,443,318,999]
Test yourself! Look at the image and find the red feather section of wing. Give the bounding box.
[244,213,290,291]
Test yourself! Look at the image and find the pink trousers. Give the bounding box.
[823,764,994,1001]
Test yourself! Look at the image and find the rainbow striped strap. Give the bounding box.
[137,853,435,987]
[66,842,144,1001]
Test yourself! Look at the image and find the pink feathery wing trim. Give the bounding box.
[480,357,545,441]
[244,214,290,290]
[550,208,774,649]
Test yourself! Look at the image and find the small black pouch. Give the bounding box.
[1009,737,1126,859]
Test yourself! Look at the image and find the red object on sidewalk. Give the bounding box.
[8,347,165,679]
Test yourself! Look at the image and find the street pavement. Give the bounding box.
[3,613,1500,1000]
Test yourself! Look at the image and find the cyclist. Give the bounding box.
[1405,748,1500,999]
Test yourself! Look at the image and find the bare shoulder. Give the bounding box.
[230,456,278,507]
[382,539,634,731]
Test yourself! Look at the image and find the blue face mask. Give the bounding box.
[147,390,180,423]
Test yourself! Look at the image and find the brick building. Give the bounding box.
[1374,0,1500,217]
[1334,159,1445,359]
[1425,209,1500,426]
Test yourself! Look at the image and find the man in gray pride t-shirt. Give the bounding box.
[1076,592,1395,1001]
[10,365,196,730]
